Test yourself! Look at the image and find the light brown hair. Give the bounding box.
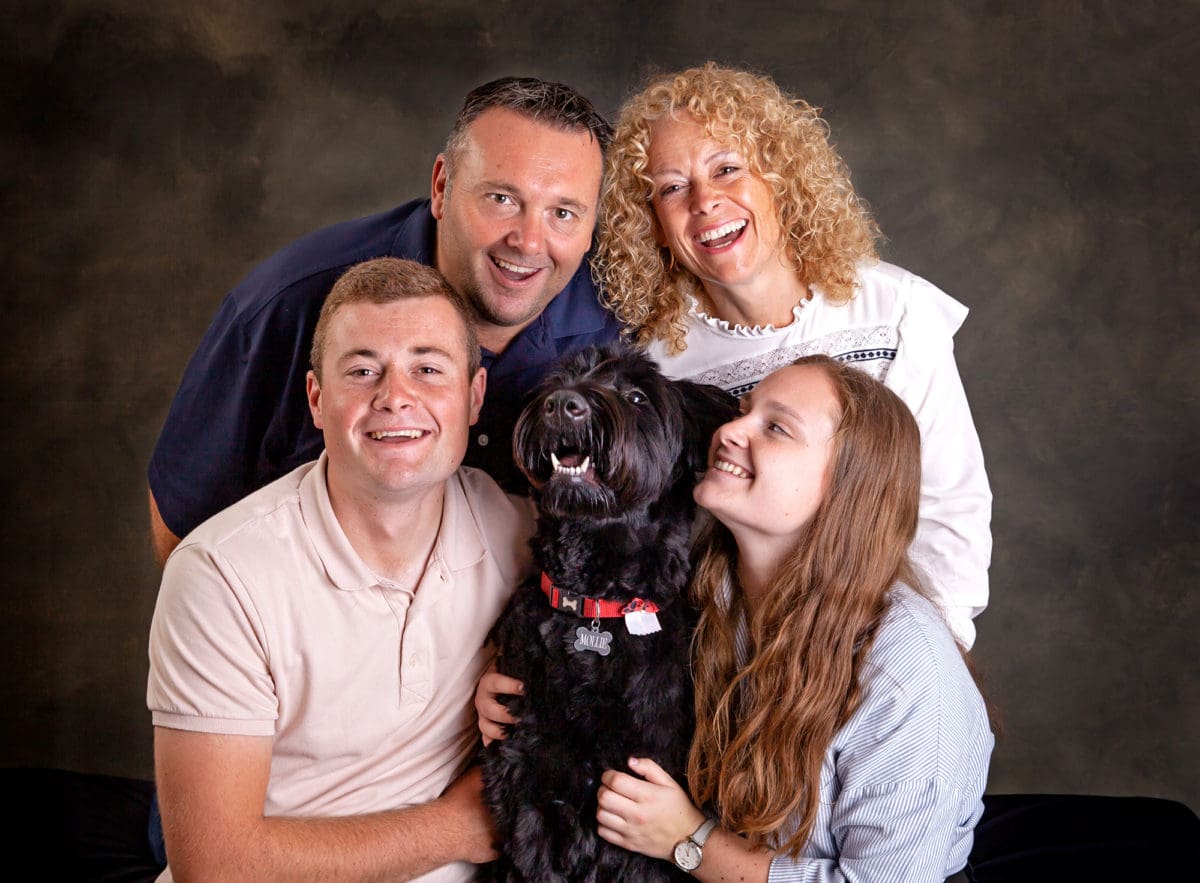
[687,355,924,856]
[309,257,480,380]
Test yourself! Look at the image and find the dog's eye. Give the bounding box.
[624,389,647,405]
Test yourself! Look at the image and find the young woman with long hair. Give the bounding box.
[592,355,992,881]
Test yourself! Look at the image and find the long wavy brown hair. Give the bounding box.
[594,64,882,354]
[687,355,924,857]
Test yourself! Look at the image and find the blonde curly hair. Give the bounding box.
[595,64,881,354]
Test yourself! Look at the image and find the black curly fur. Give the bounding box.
[480,344,738,883]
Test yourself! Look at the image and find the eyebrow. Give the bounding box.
[742,390,803,422]
[763,400,805,424]
[649,148,741,179]
[479,179,592,215]
[336,344,457,363]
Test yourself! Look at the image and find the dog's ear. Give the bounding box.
[673,381,740,475]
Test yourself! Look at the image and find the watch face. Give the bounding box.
[674,839,702,871]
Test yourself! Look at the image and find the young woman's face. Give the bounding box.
[694,365,840,552]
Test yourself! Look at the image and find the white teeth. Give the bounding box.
[494,257,537,276]
[714,459,751,479]
[369,430,424,440]
[550,452,592,477]
[698,220,747,244]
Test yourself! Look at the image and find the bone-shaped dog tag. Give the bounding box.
[574,624,613,655]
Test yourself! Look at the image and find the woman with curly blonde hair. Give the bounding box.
[594,355,993,881]
[595,63,991,647]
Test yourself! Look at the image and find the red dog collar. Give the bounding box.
[541,573,660,619]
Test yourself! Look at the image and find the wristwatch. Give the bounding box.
[672,817,717,872]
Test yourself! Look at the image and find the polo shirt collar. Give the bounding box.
[298,454,488,592]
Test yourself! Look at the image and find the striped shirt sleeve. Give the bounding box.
[765,588,993,882]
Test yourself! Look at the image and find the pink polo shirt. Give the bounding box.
[148,454,533,881]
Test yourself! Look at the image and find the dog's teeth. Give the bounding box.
[551,452,591,477]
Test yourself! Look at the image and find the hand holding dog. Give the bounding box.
[596,757,707,860]
[475,665,523,746]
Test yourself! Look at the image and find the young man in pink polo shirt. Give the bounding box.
[148,257,533,882]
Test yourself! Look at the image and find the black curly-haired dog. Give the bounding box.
[480,344,737,883]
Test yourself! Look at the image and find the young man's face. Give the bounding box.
[306,296,485,506]
[430,107,603,348]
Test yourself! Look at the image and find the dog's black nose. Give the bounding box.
[544,390,590,422]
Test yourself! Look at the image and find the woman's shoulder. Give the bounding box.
[862,585,971,700]
[843,261,969,337]
[839,585,993,781]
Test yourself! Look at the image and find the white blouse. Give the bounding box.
[647,260,992,647]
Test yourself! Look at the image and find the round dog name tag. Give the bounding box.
[574,625,613,655]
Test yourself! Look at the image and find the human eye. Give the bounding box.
[715,164,740,178]
[766,420,791,438]
[553,207,577,222]
[657,182,684,199]
[346,366,377,378]
[487,193,515,207]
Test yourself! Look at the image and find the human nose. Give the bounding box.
[712,412,750,448]
[690,179,721,215]
[373,371,414,411]
[505,211,544,255]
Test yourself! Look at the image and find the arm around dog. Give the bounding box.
[156,727,495,882]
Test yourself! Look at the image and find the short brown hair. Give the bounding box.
[443,76,612,166]
[309,258,480,379]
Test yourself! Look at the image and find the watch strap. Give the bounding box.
[691,817,717,847]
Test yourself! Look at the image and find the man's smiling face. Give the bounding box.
[430,107,603,351]
[306,296,485,506]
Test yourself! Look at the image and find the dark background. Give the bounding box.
[2,1,1196,811]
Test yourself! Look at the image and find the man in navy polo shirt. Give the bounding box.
[147,77,621,564]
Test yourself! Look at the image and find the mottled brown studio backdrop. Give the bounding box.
[1,1,1197,809]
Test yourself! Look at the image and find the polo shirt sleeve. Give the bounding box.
[148,281,326,540]
[148,541,279,736]
[887,276,992,648]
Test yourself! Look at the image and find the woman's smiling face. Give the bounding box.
[694,364,841,553]
[647,113,789,303]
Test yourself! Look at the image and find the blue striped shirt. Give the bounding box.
[729,585,993,882]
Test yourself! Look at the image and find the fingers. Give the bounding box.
[479,719,505,747]
[595,782,641,845]
[598,769,642,800]
[477,702,513,746]
[627,756,673,786]
[485,672,525,696]
[474,671,524,745]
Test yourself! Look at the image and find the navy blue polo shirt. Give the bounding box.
[149,198,623,539]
